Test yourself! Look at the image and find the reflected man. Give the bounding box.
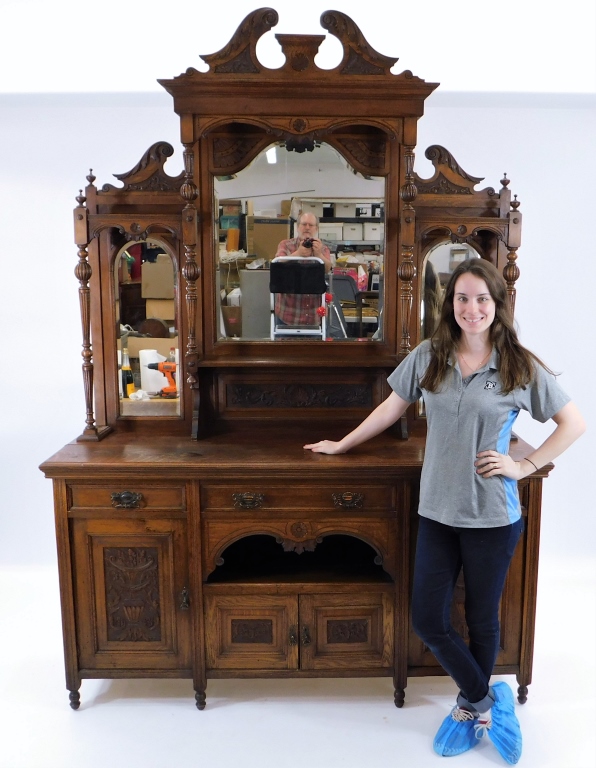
[274,212,332,326]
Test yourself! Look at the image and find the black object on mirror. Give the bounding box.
[302,238,314,249]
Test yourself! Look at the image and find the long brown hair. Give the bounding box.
[419,258,548,394]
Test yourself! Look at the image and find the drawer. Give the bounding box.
[68,484,186,511]
[201,484,393,511]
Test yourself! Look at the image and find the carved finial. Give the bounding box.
[511,194,521,211]
[500,173,510,189]
[76,189,86,206]
[86,169,96,185]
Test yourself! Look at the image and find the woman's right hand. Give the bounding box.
[303,440,346,454]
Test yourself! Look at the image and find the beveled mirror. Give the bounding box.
[213,141,385,342]
[113,237,181,417]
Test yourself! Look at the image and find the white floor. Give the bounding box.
[1,560,594,768]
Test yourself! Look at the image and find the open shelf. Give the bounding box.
[206,534,393,584]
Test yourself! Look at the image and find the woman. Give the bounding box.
[304,259,585,764]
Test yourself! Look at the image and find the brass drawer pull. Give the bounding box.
[111,490,144,509]
[332,491,364,509]
[179,587,190,610]
[289,626,298,646]
[232,492,265,509]
[301,625,312,646]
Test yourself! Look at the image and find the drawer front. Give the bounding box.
[201,484,393,512]
[69,484,186,511]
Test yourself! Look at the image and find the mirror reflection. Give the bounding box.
[214,142,385,342]
[114,238,180,416]
[421,240,482,340]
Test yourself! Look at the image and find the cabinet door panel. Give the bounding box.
[205,594,299,670]
[73,519,191,670]
[299,592,393,670]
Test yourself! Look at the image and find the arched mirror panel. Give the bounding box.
[213,141,385,343]
[420,239,483,341]
[113,237,181,417]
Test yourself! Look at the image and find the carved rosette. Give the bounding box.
[103,548,161,642]
[276,534,323,555]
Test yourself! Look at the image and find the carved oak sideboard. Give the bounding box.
[40,8,539,711]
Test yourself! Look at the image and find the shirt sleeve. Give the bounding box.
[515,363,571,423]
[386,342,431,403]
[275,239,292,257]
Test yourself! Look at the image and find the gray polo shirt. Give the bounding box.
[387,340,571,528]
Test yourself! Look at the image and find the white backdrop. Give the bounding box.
[0,0,594,566]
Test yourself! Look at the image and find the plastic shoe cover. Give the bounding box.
[488,682,522,765]
[433,707,479,757]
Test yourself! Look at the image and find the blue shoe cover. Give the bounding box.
[488,682,522,765]
[433,708,479,757]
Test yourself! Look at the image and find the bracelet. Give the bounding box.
[524,457,539,472]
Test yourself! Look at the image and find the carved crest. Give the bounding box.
[166,8,420,81]
[102,142,184,192]
[414,145,487,195]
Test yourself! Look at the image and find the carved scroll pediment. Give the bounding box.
[320,10,398,75]
[172,8,412,80]
[414,145,486,195]
[200,8,279,74]
[101,142,184,193]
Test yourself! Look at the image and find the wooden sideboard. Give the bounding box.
[41,9,535,711]
[41,428,545,710]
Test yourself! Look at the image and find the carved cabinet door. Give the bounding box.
[299,591,394,671]
[72,518,192,671]
[204,594,299,670]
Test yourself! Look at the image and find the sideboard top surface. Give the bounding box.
[39,428,543,481]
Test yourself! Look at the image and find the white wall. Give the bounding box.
[0,0,594,566]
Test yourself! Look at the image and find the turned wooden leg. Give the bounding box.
[195,689,206,710]
[394,687,405,708]
[69,690,81,710]
[517,684,528,704]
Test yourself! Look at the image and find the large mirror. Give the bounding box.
[114,238,181,417]
[214,142,385,342]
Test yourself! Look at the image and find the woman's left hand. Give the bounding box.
[475,450,524,480]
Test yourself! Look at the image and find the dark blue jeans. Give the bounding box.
[411,515,524,710]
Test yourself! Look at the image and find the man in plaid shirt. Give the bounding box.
[274,212,332,325]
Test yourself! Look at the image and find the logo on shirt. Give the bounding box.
[484,380,497,390]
